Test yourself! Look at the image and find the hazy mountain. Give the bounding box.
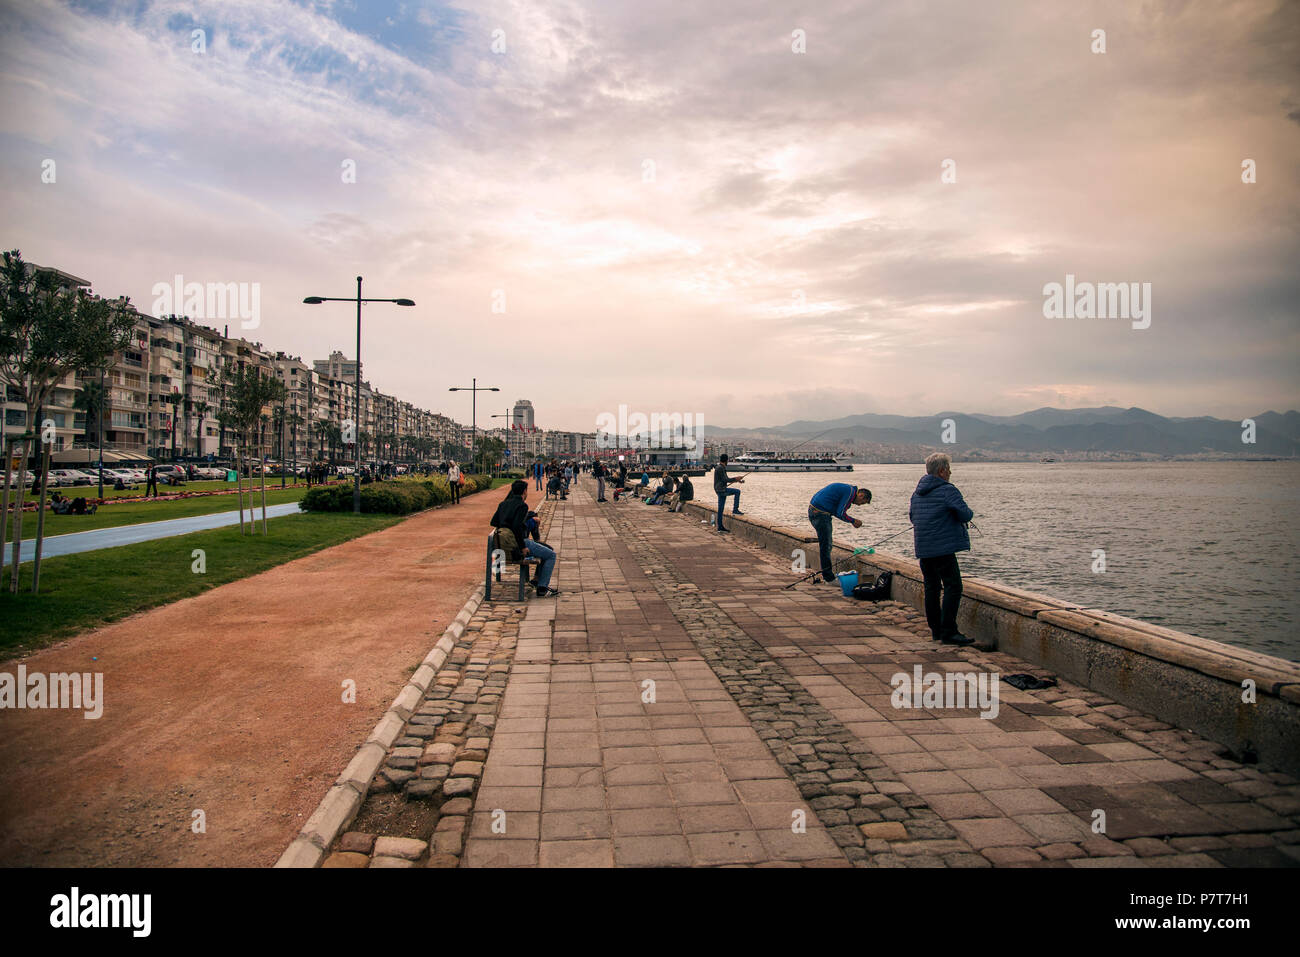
[704,407,1299,456]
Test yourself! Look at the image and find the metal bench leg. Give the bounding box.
[485,541,493,601]
[518,563,529,600]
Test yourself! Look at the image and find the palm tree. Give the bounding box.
[191,399,209,458]
[73,376,107,448]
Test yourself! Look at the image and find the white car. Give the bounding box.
[100,468,134,482]
[48,469,93,487]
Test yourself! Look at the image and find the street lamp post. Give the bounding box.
[303,277,415,514]
[449,379,499,475]
[97,365,106,500]
[490,409,514,476]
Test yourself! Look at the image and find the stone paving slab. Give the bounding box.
[322,480,1300,868]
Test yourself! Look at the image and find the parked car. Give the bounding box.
[102,468,138,484]
[47,469,93,487]
[152,465,188,485]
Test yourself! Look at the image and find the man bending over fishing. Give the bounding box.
[808,482,872,584]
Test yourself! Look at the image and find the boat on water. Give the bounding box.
[732,450,853,473]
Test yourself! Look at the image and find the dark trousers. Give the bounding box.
[146,478,158,496]
[809,508,834,580]
[920,553,963,640]
[450,481,461,504]
[716,487,740,526]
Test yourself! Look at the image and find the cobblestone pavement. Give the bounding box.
[323,482,1300,867]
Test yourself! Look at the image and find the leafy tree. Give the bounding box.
[191,399,209,456]
[73,376,107,447]
[0,250,135,593]
[216,362,285,534]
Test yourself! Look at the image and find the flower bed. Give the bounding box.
[8,479,348,512]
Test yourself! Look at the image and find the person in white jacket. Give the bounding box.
[448,461,462,505]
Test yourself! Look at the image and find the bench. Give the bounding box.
[485,531,542,600]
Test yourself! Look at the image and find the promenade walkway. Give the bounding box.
[316,482,1300,868]
[12,502,302,563]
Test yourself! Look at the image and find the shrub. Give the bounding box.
[301,474,492,514]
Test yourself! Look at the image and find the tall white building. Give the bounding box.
[512,399,534,430]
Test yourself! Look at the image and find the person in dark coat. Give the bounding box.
[909,452,974,645]
[491,479,559,596]
[712,454,744,532]
[145,465,159,497]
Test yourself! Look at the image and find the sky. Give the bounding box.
[1,0,1297,432]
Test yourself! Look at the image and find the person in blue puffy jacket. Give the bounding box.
[909,453,975,646]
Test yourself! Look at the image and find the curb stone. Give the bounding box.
[274,582,487,868]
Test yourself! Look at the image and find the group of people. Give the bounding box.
[489,450,975,641]
[798,452,974,646]
[641,470,694,511]
[535,460,578,500]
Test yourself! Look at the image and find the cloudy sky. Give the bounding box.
[1,0,1297,431]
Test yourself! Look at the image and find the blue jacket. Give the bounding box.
[810,483,859,523]
[909,474,973,559]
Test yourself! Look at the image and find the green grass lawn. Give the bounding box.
[0,511,404,658]
[3,485,311,542]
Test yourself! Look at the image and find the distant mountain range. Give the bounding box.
[705,407,1300,457]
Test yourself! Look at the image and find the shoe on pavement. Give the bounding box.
[732,510,745,516]
[941,633,974,646]
[535,586,561,597]
[717,526,729,533]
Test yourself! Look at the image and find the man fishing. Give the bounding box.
[713,454,744,532]
[808,482,872,584]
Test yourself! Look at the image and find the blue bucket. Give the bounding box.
[838,571,859,596]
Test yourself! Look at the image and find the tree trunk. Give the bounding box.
[9,435,30,593]
[260,456,268,534]
[235,440,245,535]
[1,436,12,588]
[31,440,51,594]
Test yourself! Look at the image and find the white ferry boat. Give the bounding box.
[732,451,853,473]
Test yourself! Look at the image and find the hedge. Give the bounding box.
[300,474,493,514]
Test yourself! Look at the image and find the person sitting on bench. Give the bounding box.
[523,509,551,585]
[491,479,560,597]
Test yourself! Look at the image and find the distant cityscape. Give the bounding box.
[0,262,608,467]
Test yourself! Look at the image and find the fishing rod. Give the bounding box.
[784,527,910,589]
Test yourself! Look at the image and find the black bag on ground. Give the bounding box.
[851,571,892,601]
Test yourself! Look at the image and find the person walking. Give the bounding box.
[533,460,543,491]
[713,454,744,532]
[808,482,872,584]
[145,464,159,497]
[491,479,561,597]
[910,452,975,646]
[448,460,462,505]
[594,459,607,502]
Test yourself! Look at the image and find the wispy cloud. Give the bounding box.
[2,0,1296,430]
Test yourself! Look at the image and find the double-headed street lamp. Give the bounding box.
[303,277,414,514]
[448,378,498,474]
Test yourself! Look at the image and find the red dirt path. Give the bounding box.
[0,488,505,866]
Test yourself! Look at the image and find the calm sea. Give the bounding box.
[713,462,1299,663]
